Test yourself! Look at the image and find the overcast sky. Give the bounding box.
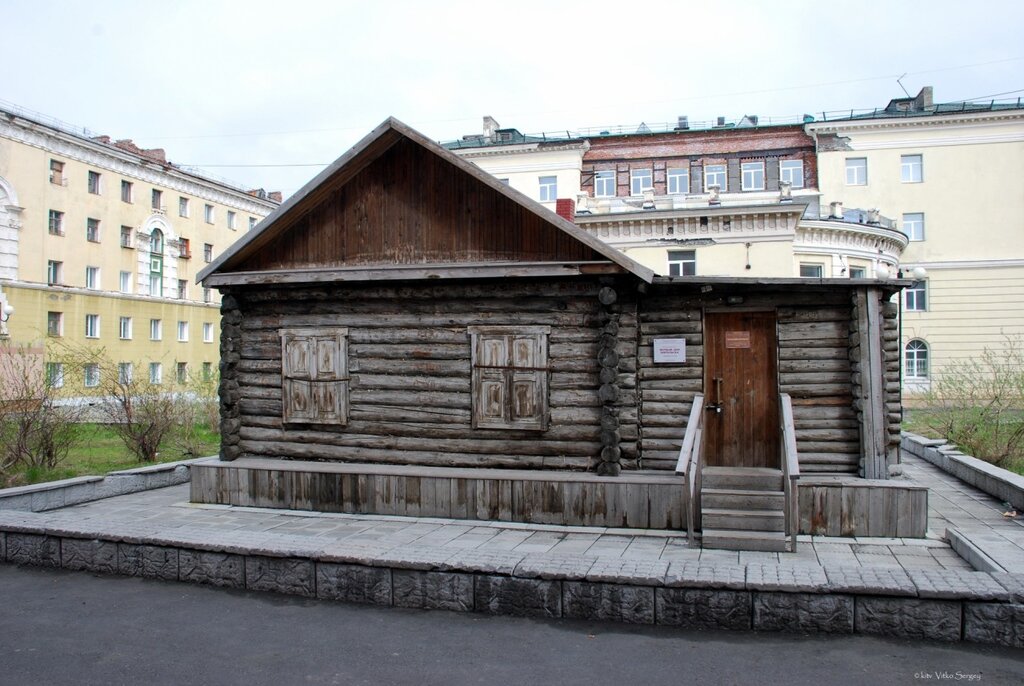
[4,0,1021,198]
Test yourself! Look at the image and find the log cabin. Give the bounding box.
[194,118,924,550]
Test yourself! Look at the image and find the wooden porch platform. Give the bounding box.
[190,459,687,529]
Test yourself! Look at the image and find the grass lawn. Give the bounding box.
[903,411,1024,477]
[9,423,220,487]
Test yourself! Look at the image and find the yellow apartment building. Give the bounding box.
[0,103,279,395]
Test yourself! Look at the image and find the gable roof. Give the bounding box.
[198,117,653,285]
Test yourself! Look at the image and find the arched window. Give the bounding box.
[905,339,929,379]
[149,229,164,297]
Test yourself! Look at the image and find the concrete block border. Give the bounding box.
[902,433,1024,511]
[3,525,1024,648]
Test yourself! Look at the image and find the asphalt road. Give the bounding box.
[0,565,1021,686]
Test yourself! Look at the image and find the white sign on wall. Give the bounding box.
[653,338,686,364]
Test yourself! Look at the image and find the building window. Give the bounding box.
[227,210,237,230]
[902,212,925,241]
[48,210,65,236]
[86,218,101,242]
[177,279,187,300]
[204,204,215,224]
[121,180,133,203]
[280,328,350,424]
[667,250,696,277]
[49,159,65,185]
[149,362,162,385]
[780,160,804,189]
[179,197,190,217]
[469,326,549,431]
[85,314,100,339]
[905,280,927,311]
[249,217,258,231]
[121,225,134,248]
[704,164,727,191]
[47,260,63,285]
[151,189,163,210]
[149,229,164,297]
[203,243,213,262]
[87,170,101,195]
[203,287,212,303]
[178,238,192,259]
[901,154,923,183]
[594,170,615,197]
[120,271,132,294]
[119,316,133,340]
[118,362,133,385]
[47,311,63,337]
[85,266,100,290]
[202,362,213,382]
[849,266,866,279]
[905,339,929,379]
[150,319,162,341]
[177,321,189,342]
[630,169,653,195]
[46,362,64,389]
[203,322,214,343]
[84,363,100,388]
[741,161,765,191]
[667,168,689,195]
[538,176,557,203]
[176,362,188,384]
[845,158,867,185]
[800,263,824,278]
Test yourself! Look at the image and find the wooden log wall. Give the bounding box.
[882,298,902,470]
[219,279,637,471]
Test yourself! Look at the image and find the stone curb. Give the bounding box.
[0,456,217,512]
[902,433,1024,511]
[946,528,1006,574]
[2,522,1024,647]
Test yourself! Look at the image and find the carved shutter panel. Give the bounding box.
[281,328,348,424]
[470,327,549,431]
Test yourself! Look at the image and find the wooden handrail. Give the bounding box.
[780,393,800,552]
[676,393,704,545]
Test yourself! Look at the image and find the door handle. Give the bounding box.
[705,403,722,414]
[706,375,724,414]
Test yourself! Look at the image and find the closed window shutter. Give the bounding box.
[281,328,348,424]
[470,327,549,431]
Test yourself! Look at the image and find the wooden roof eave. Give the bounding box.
[198,117,654,286]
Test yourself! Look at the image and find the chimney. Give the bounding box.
[555,198,575,223]
[269,191,283,203]
[483,116,500,141]
[830,201,844,219]
[915,86,933,110]
[749,115,758,126]
[675,115,689,130]
[716,116,726,127]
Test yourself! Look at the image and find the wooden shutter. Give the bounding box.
[280,328,348,424]
[470,326,549,431]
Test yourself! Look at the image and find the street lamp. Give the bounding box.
[0,303,12,323]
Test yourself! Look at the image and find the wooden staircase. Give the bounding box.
[701,466,789,552]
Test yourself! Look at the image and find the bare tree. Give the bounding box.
[97,361,186,463]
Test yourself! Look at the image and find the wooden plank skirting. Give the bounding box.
[190,459,687,529]
[798,477,928,538]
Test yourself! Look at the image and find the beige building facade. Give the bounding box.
[0,104,279,395]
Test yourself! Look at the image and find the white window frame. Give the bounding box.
[149,362,163,385]
[249,217,258,231]
[119,316,133,340]
[667,250,696,277]
[594,170,615,197]
[47,311,63,337]
[902,212,925,241]
[704,164,727,192]
[741,161,765,191]
[118,362,133,385]
[780,159,804,189]
[150,319,162,341]
[177,321,189,342]
[47,260,63,285]
[48,210,65,236]
[901,154,923,183]
[176,361,188,384]
[203,322,214,343]
[86,217,101,242]
[538,176,557,203]
[87,170,102,195]
[203,243,214,263]
[120,271,132,294]
[845,158,867,186]
[227,210,237,230]
[204,204,215,224]
[85,314,100,339]
[904,339,929,380]
[905,281,927,312]
[630,169,653,196]
[121,180,133,203]
[46,362,64,389]
[85,266,100,290]
[800,263,824,278]
[84,363,100,388]
[666,168,689,195]
[179,196,190,217]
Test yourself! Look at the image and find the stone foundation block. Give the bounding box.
[245,556,315,597]
[61,538,118,574]
[856,596,961,641]
[753,592,854,634]
[393,570,473,612]
[6,534,61,568]
[317,563,391,605]
[964,603,1024,648]
[474,575,561,618]
[179,550,245,588]
[655,588,752,630]
[563,581,655,624]
[118,544,179,580]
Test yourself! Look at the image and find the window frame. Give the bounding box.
[666,167,689,195]
[85,314,100,339]
[901,154,923,183]
[49,159,65,185]
[905,280,928,312]
[468,326,550,431]
[177,320,189,342]
[594,170,615,197]
[120,225,134,249]
[121,180,134,203]
[47,260,63,286]
[149,362,163,385]
[227,210,237,230]
[46,362,64,389]
[204,204,215,224]
[84,363,100,388]
[902,212,925,241]
[85,266,100,290]
[176,361,188,384]
[667,250,696,277]
[538,176,557,203]
[280,327,350,425]
[779,159,804,189]
[630,168,653,196]
[87,170,101,195]
[845,157,867,186]
[151,188,163,211]
[119,316,133,340]
[741,161,765,191]
[904,339,929,380]
[179,196,190,217]
[86,217,101,243]
[800,263,824,278]
[150,319,162,341]
[118,362,133,385]
[704,164,727,192]
[203,322,214,343]
[48,209,65,236]
[120,270,132,294]
[47,311,63,337]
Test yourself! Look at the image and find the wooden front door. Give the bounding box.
[704,311,779,468]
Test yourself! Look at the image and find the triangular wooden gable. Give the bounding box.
[199,118,653,286]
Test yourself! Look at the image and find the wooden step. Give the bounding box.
[702,529,788,552]
[701,467,783,491]
[702,507,785,532]
[700,488,784,511]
